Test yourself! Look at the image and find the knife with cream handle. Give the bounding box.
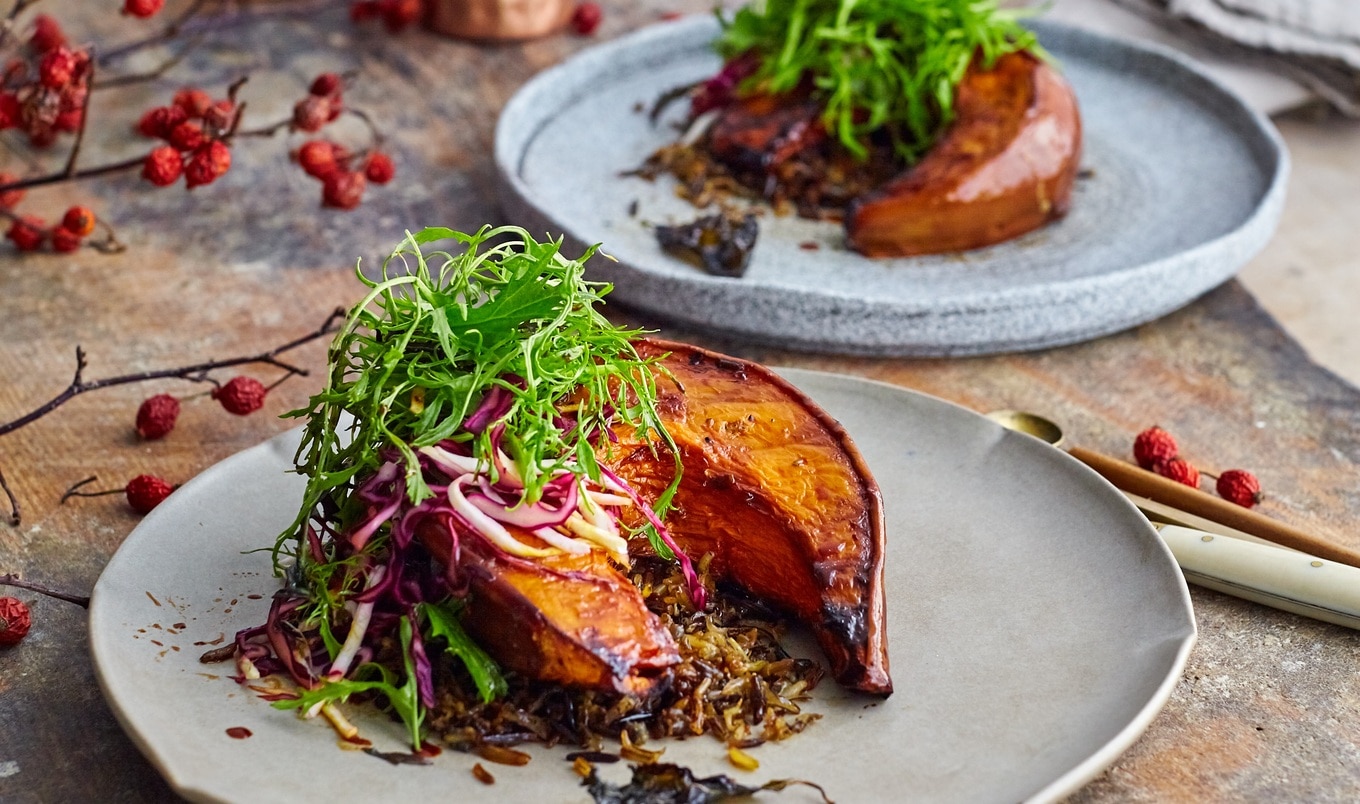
[1154,523,1360,630]
[1125,491,1299,550]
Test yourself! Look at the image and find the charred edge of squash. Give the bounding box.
[640,338,891,695]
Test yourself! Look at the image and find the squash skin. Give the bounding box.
[845,51,1082,257]
[608,339,891,695]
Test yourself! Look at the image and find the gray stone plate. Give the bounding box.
[496,17,1288,356]
[90,370,1195,803]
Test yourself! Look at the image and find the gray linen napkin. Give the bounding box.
[1111,0,1360,114]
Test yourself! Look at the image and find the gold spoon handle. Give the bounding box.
[1068,446,1360,570]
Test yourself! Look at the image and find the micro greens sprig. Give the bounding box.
[715,0,1042,161]
[274,225,681,569]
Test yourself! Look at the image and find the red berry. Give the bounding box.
[380,0,422,31]
[27,123,57,149]
[0,597,32,647]
[136,393,180,440]
[212,376,267,415]
[297,140,344,179]
[135,108,163,138]
[364,151,394,184]
[1133,426,1179,470]
[50,225,81,253]
[292,95,333,133]
[321,170,366,209]
[126,474,173,514]
[38,46,79,89]
[571,2,603,35]
[1216,469,1262,509]
[1154,458,1201,488]
[0,172,24,209]
[142,145,183,186]
[62,206,96,237]
[0,93,20,129]
[309,72,344,98]
[30,14,67,54]
[6,216,45,251]
[54,107,83,132]
[136,105,188,139]
[168,121,205,151]
[185,140,231,188]
[350,1,381,22]
[173,86,213,118]
[123,0,166,18]
[203,99,236,131]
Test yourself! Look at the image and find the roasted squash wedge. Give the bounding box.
[845,51,1082,257]
[607,339,891,695]
[418,340,891,697]
[418,520,680,696]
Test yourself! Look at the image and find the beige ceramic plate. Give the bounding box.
[90,371,1195,803]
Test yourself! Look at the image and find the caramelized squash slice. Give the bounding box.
[608,339,891,695]
[418,340,891,697]
[418,522,679,696]
[845,51,1082,257]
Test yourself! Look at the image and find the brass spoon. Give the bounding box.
[988,410,1360,630]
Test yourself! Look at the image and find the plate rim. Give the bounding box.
[89,371,1196,803]
[494,14,1289,356]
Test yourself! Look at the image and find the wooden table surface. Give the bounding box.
[3,2,1359,801]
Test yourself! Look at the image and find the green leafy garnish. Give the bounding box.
[419,600,507,704]
[274,225,682,568]
[715,0,1042,161]
[274,616,426,749]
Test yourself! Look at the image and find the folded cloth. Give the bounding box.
[1111,0,1360,114]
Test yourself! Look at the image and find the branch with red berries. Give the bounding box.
[0,3,399,254]
[0,306,345,526]
[1132,425,1265,508]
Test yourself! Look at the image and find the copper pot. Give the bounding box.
[425,0,575,42]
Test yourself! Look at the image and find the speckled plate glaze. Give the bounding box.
[90,371,1195,803]
[495,17,1288,356]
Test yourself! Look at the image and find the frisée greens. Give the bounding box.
[715,0,1042,161]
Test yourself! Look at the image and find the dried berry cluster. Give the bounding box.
[1133,426,1264,508]
[292,74,395,209]
[4,204,98,253]
[137,87,239,189]
[0,29,90,148]
[0,10,398,256]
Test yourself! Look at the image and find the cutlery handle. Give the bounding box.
[1069,445,1360,570]
[1157,524,1360,630]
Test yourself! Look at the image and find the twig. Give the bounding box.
[97,0,210,65]
[0,306,345,525]
[0,466,18,525]
[0,0,44,51]
[345,107,385,148]
[59,475,102,503]
[0,153,151,193]
[0,572,90,608]
[0,102,296,196]
[94,34,204,89]
[97,0,334,65]
[62,49,95,178]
